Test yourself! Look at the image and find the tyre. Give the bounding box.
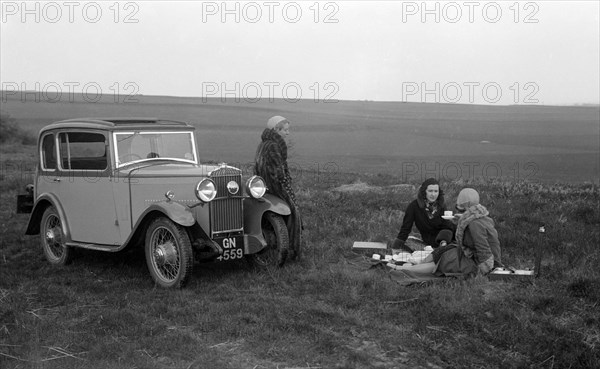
[40,205,72,265]
[248,212,289,268]
[145,217,194,288]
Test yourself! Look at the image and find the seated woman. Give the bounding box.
[390,178,455,253]
[453,188,504,274]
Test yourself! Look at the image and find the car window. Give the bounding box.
[41,133,56,170]
[58,132,108,170]
[114,131,197,167]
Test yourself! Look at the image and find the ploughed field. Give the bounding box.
[2,94,599,184]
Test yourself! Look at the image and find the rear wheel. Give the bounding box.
[145,217,193,288]
[248,212,289,268]
[40,206,72,265]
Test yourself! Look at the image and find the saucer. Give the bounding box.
[442,215,454,220]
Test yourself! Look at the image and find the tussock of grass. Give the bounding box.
[0,111,36,146]
[1,149,599,368]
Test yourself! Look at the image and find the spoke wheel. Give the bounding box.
[40,206,72,265]
[248,212,289,268]
[145,217,193,288]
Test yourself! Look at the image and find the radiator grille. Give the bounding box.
[210,166,243,234]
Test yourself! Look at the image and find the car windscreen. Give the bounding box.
[114,131,198,167]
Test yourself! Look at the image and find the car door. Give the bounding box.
[56,130,122,246]
[36,132,61,206]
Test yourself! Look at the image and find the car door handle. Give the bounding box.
[53,178,61,182]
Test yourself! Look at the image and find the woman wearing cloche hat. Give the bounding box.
[454,188,504,274]
[254,116,302,261]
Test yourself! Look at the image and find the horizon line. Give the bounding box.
[1,90,599,109]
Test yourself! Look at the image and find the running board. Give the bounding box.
[65,242,125,252]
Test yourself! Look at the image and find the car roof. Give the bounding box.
[40,118,195,133]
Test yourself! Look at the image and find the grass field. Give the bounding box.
[1,95,599,368]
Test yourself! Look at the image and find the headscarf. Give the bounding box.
[267,115,289,129]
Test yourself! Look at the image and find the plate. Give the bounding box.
[352,242,387,250]
[514,270,534,275]
[442,215,454,220]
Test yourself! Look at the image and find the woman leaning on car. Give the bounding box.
[254,115,302,260]
[390,178,455,252]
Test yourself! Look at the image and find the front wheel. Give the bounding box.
[247,212,289,268]
[145,217,193,288]
[40,206,72,265]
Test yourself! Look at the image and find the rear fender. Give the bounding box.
[25,194,71,241]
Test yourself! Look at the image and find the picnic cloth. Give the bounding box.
[344,253,444,287]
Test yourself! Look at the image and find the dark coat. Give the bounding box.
[456,209,502,267]
[254,128,302,257]
[431,215,501,277]
[396,199,455,247]
[254,129,296,204]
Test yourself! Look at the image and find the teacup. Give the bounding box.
[444,211,453,217]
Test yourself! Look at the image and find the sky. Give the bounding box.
[1,0,599,105]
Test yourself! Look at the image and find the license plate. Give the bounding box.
[215,236,244,262]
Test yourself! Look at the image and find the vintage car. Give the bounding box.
[17,118,291,288]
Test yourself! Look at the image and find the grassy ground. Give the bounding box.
[1,142,599,369]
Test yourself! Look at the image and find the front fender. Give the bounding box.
[25,194,71,241]
[243,194,291,253]
[139,201,196,227]
[246,193,291,217]
[121,201,197,250]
